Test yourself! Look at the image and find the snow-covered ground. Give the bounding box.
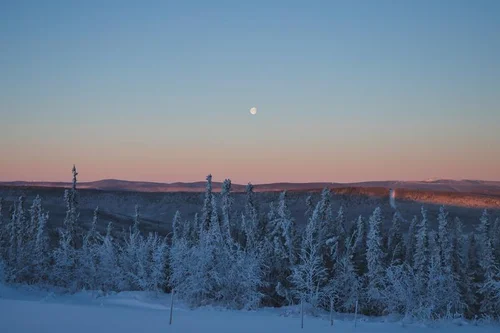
[0,284,498,333]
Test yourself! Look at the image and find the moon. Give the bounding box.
[250,107,257,115]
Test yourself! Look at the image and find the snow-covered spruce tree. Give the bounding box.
[451,217,475,317]
[327,230,361,312]
[77,207,100,290]
[97,222,118,292]
[384,262,417,318]
[244,183,264,247]
[291,205,327,311]
[413,207,429,308]
[387,211,405,265]
[118,204,144,290]
[220,179,234,242]
[172,210,183,243]
[333,205,347,254]
[426,231,443,318]
[182,212,199,246]
[63,165,80,247]
[436,206,463,315]
[405,215,418,267]
[305,195,314,220]
[170,216,194,302]
[475,210,499,317]
[52,225,75,289]
[6,196,28,282]
[352,215,368,276]
[32,200,50,284]
[150,234,168,292]
[0,197,5,261]
[198,195,225,304]
[52,166,81,288]
[224,243,264,309]
[266,191,297,305]
[201,174,214,232]
[365,207,386,314]
[492,217,500,267]
[466,232,480,316]
[5,201,18,280]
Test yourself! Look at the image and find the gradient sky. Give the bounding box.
[1,0,499,184]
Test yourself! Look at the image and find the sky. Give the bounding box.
[1,0,499,184]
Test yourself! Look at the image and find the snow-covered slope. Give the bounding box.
[0,285,498,333]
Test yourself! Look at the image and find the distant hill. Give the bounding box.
[2,178,500,195]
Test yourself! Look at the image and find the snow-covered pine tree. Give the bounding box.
[466,232,480,316]
[63,165,80,247]
[182,213,199,246]
[97,222,118,292]
[33,208,50,284]
[492,217,500,266]
[413,207,429,295]
[475,210,499,316]
[334,205,347,251]
[352,215,368,276]
[172,211,182,243]
[150,234,168,292]
[451,217,474,317]
[199,195,225,303]
[327,229,360,312]
[426,231,444,318]
[245,183,265,244]
[220,179,234,242]
[387,211,405,265]
[201,174,214,232]
[405,215,418,267]
[20,195,43,282]
[15,197,28,280]
[305,195,314,220]
[52,226,75,289]
[365,207,386,314]
[119,204,144,290]
[77,207,100,290]
[5,201,18,280]
[266,191,296,305]
[0,197,5,261]
[436,206,462,315]
[291,204,327,310]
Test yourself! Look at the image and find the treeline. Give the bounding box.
[0,167,499,320]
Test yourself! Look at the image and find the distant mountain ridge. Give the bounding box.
[2,178,500,195]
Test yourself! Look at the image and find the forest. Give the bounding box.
[0,166,499,320]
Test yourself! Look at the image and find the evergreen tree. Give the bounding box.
[352,215,368,276]
[365,207,386,314]
[63,165,80,246]
[98,222,118,292]
[476,210,498,316]
[266,191,296,305]
[436,206,462,314]
[413,207,429,309]
[328,230,360,312]
[451,217,474,317]
[466,233,480,316]
[291,205,327,310]
[492,217,500,267]
[32,197,50,283]
[220,179,233,242]
[0,197,5,261]
[201,174,214,232]
[387,211,404,265]
[405,215,418,267]
[305,195,314,220]
[172,211,182,243]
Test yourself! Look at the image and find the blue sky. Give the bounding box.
[1,0,499,183]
